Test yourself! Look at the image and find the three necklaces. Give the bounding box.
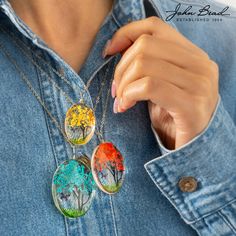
[0,30,126,219]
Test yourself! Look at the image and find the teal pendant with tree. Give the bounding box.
[52,155,96,218]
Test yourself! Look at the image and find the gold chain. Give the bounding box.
[0,38,114,145]
[0,26,115,140]
[0,27,89,101]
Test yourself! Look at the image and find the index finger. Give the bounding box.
[105,16,208,58]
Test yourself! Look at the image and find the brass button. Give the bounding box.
[178,176,198,192]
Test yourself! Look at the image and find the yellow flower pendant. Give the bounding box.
[65,103,96,145]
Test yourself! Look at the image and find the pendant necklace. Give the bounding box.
[0,40,125,218]
[90,77,125,195]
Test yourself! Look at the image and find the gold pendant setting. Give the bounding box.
[91,142,125,194]
[52,154,96,218]
[64,103,96,146]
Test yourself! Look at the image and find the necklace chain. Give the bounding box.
[0,26,115,140]
[0,36,115,145]
[0,27,117,113]
[0,41,72,143]
[0,27,89,100]
[98,76,113,143]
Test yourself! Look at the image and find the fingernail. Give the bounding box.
[118,98,124,112]
[111,80,116,98]
[113,97,118,113]
[102,39,111,58]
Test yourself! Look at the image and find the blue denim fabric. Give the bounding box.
[0,0,235,235]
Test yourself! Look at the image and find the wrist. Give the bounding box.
[153,96,220,150]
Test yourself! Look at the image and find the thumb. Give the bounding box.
[102,36,132,58]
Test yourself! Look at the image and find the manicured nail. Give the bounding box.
[118,98,125,112]
[111,80,116,98]
[113,97,118,113]
[102,39,111,58]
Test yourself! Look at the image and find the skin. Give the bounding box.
[9,0,114,73]
[103,17,219,150]
[9,2,219,151]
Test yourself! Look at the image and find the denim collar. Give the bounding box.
[0,0,147,87]
[0,0,147,27]
[112,0,146,26]
[79,0,147,82]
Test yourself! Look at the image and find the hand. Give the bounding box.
[103,16,219,150]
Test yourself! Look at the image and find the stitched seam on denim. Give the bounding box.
[0,37,65,160]
[166,113,220,158]
[48,69,70,160]
[218,210,236,234]
[76,216,86,235]
[33,51,70,236]
[0,2,37,39]
[1,16,121,151]
[91,64,113,236]
[86,55,116,90]
[143,98,236,224]
[0,16,91,103]
[107,56,119,236]
[0,26,118,98]
[63,217,69,236]
[109,195,118,236]
[0,26,78,92]
[100,192,107,236]
[0,27,88,92]
[144,97,223,166]
[145,159,201,221]
[190,217,205,235]
[199,216,210,234]
[111,8,123,28]
[150,124,171,154]
[33,49,70,163]
[33,53,59,167]
[193,198,236,224]
[144,124,218,165]
[145,159,236,224]
[144,165,193,224]
[48,79,75,233]
[1,26,97,145]
[191,221,205,235]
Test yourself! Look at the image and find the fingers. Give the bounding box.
[120,76,186,112]
[113,35,209,92]
[104,16,208,58]
[116,55,202,98]
[106,16,216,116]
[104,17,165,56]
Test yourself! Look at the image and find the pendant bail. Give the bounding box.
[79,98,84,104]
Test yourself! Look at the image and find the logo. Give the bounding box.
[166,3,230,22]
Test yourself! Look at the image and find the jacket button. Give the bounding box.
[178,176,198,192]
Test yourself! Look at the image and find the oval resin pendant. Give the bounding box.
[52,155,96,218]
[91,142,125,194]
[65,103,96,146]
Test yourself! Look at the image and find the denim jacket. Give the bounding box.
[0,0,236,235]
